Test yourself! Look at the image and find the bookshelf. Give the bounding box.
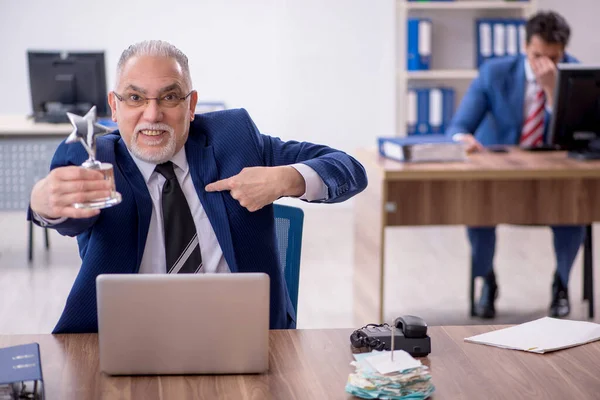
[396,0,538,136]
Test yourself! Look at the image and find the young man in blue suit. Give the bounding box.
[446,11,584,319]
[29,40,367,333]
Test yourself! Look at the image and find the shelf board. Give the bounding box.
[401,69,479,80]
[403,1,533,10]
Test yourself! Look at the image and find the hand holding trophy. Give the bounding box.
[65,106,122,209]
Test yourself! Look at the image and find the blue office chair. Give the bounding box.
[273,204,304,316]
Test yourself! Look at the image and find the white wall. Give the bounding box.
[0,0,395,155]
[538,0,600,64]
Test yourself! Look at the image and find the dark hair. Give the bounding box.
[526,11,571,46]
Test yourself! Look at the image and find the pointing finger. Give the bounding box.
[205,178,232,192]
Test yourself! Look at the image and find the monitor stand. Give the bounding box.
[567,139,600,160]
[521,144,560,152]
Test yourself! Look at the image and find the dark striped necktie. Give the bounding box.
[155,161,203,274]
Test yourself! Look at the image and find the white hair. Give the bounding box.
[115,40,192,90]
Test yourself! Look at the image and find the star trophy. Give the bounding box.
[65,106,122,209]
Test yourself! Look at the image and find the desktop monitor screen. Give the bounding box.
[549,64,600,155]
[27,51,108,121]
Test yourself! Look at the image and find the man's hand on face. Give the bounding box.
[205,166,306,212]
[531,56,557,101]
[30,166,113,220]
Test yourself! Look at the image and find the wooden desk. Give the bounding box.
[0,115,72,136]
[354,147,600,325]
[2,327,600,399]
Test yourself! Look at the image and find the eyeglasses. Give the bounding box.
[113,91,193,108]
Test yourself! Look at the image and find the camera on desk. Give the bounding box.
[350,315,431,357]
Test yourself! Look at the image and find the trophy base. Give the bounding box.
[73,192,122,210]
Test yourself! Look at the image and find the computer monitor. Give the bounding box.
[27,51,108,123]
[549,64,600,160]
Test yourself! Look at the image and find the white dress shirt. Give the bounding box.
[34,147,328,274]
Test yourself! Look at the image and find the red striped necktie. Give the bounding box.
[520,87,545,147]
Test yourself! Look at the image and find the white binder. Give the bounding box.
[518,22,527,55]
[429,88,443,134]
[506,22,518,56]
[493,22,506,58]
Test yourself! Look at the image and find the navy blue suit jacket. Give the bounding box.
[30,108,367,333]
[446,54,578,145]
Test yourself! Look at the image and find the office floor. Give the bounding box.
[0,205,598,334]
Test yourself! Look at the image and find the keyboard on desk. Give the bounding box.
[33,114,70,124]
[520,144,561,152]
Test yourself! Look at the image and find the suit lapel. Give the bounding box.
[508,57,526,144]
[186,136,239,272]
[115,139,152,271]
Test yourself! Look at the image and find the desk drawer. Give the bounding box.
[384,178,600,226]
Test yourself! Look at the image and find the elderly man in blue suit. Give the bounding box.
[28,40,368,333]
[446,11,584,319]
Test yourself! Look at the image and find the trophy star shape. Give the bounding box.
[65,105,112,169]
[64,105,122,209]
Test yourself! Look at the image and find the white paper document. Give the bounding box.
[356,350,422,374]
[464,317,600,353]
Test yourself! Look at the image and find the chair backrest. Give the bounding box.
[273,204,304,316]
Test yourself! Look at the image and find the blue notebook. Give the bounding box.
[378,135,466,163]
[97,117,118,130]
[0,343,44,398]
[380,134,455,146]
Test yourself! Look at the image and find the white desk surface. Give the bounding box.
[0,115,72,136]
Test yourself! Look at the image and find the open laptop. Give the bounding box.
[96,273,270,375]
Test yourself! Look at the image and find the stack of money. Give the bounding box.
[345,351,435,399]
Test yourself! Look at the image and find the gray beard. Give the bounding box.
[129,133,177,164]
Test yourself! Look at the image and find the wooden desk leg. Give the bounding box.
[583,229,589,302]
[583,225,594,319]
[353,179,385,326]
[28,220,33,263]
